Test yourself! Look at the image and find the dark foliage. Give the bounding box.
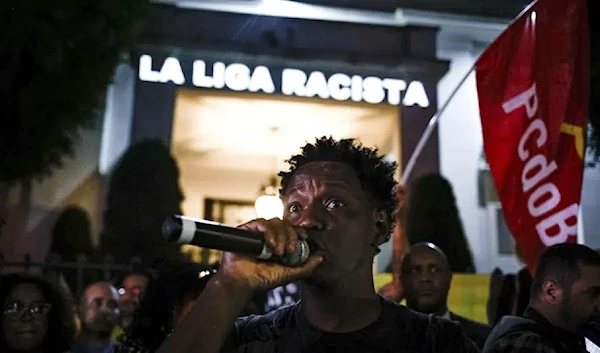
[50,206,95,260]
[405,173,476,273]
[100,140,186,265]
[0,1,151,183]
[50,206,101,291]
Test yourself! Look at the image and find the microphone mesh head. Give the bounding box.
[282,240,310,267]
[161,216,180,242]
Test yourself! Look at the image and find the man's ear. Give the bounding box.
[372,210,391,247]
[540,280,563,305]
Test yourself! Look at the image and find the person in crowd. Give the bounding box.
[71,282,120,353]
[112,270,151,339]
[116,263,218,353]
[156,136,479,353]
[486,243,532,326]
[483,243,600,353]
[401,242,491,348]
[0,273,76,353]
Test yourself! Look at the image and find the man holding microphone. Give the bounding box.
[157,137,477,353]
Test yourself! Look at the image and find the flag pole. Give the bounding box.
[400,64,476,185]
[399,0,538,186]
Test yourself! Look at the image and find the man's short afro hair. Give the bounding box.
[278,136,398,218]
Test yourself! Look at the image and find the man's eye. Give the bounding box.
[325,200,344,210]
[5,302,22,312]
[288,204,302,213]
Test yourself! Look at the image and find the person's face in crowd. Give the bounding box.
[282,161,389,286]
[2,283,50,351]
[401,245,452,314]
[562,263,600,330]
[119,274,148,317]
[82,283,119,336]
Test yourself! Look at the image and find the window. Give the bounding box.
[496,207,514,255]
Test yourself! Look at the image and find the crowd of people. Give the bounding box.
[2,137,599,353]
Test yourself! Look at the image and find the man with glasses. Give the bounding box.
[1,273,74,353]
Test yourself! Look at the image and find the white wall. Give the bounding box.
[99,64,136,175]
[29,127,102,217]
[437,41,492,273]
[1,124,103,263]
[582,162,600,249]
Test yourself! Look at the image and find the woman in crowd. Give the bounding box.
[1,273,76,353]
[116,263,219,353]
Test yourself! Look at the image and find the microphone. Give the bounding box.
[162,215,310,267]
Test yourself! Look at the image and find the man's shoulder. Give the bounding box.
[382,300,479,352]
[450,312,491,327]
[384,301,463,332]
[485,331,557,353]
[483,315,558,353]
[448,313,491,349]
[234,303,298,341]
[450,312,492,333]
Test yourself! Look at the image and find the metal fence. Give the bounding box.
[0,254,143,299]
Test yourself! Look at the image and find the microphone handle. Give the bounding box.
[163,215,309,266]
[172,216,266,255]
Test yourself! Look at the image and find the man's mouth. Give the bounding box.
[306,239,328,261]
[16,329,37,336]
[417,290,436,297]
[120,301,135,309]
[305,238,325,251]
[96,317,114,325]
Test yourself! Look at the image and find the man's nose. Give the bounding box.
[297,205,325,230]
[419,271,433,282]
[20,309,34,321]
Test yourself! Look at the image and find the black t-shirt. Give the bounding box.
[263,283,301,313]
[222,297,479,353]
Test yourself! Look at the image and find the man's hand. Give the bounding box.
[216,218,324,294]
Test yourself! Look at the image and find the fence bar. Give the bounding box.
[0,261,132,271]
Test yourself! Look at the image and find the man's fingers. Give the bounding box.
[284,223,298,253]
[296,227,308,240]
[269,218,288,256]
[239,218,278,249]
[288,255,324,279]
[303,255,324,270]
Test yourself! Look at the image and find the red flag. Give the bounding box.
[475,0,589,272]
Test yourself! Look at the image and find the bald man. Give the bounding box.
[401,242,491,349]
[72,282,120,353]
